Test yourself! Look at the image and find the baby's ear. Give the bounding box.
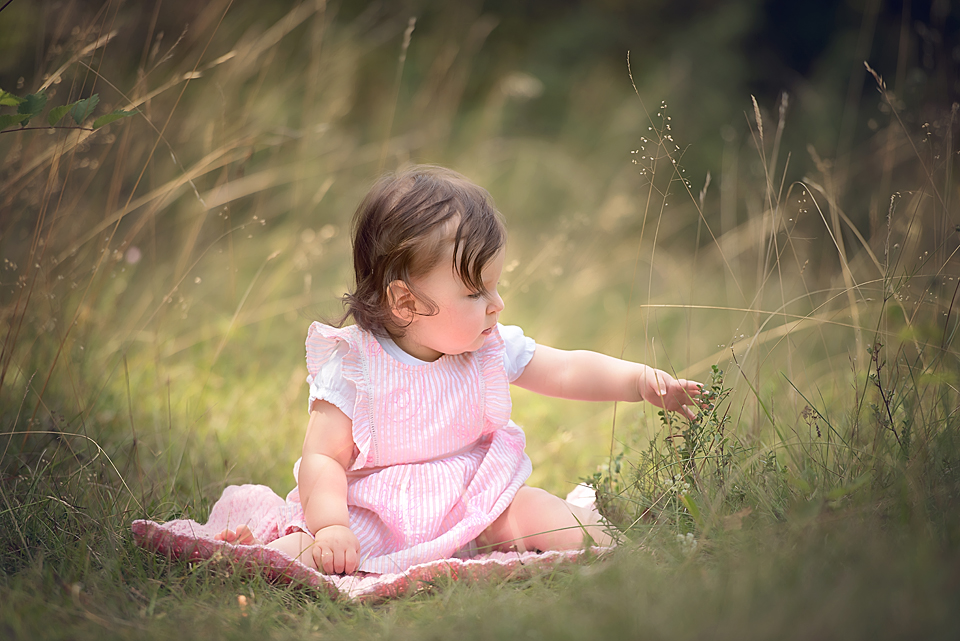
[387,280,417,323]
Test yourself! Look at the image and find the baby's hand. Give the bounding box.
[638,366,703,421]
[312,524,361,575]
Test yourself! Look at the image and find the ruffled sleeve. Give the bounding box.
[477,325,513,432]
[304,322,372,471]
[305,323,357,420]
[498,323,536,382]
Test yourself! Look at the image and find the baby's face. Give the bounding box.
[391,248,505,362]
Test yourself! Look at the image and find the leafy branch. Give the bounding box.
[0,88,135,133]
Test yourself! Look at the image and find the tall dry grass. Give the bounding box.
[586,63,960,550]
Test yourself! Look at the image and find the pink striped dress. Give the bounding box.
[281,322,532,574]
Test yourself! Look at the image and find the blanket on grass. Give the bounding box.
[131,484,603,602]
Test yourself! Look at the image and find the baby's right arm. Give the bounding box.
[297,400,361,574]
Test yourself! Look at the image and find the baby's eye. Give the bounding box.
[467,291,484,300]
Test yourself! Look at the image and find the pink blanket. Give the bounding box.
[131,484,600,602]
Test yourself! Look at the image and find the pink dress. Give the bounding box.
[281,323,532,574]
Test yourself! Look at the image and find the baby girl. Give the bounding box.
[217,165,701,575]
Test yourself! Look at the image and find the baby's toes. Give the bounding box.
[234,524,258,545]
[214,528,237,542]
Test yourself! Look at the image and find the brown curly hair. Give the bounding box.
[338,165,506,336]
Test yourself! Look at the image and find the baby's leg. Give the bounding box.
[477,486,614,553]
[215,526,319,570]
[265,531,319,570]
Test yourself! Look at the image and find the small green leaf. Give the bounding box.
[0,89,23,106]
[0,113,30,130]
[92,109,136,130]
[17,92,48,125]
[48,103,74,126]
[70,94,99,125]
[680,494,703,527]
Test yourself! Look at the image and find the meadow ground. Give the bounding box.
[2,3,959,639]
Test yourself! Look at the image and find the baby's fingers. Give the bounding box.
[313,542,339,574]
[660,380,703,413]
[332,546,360,574]
[344,545,359,575]
[332,546,347,574]
[317,547,334,574]
[680,379,705,402]
[317,541,359,575]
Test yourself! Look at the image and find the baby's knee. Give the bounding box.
[481,486,590,552]
[519,486,611,549]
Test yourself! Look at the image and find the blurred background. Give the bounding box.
[1,0,958,499]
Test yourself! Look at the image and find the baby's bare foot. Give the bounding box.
[214,524,259,545]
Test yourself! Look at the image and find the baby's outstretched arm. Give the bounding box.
[513,344,702,419]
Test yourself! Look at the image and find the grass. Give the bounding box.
[2,2,960,638]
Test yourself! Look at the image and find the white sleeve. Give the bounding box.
[499,323,536,382]
[306,341,356,420]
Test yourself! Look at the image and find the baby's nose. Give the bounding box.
[488,290,504,313]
